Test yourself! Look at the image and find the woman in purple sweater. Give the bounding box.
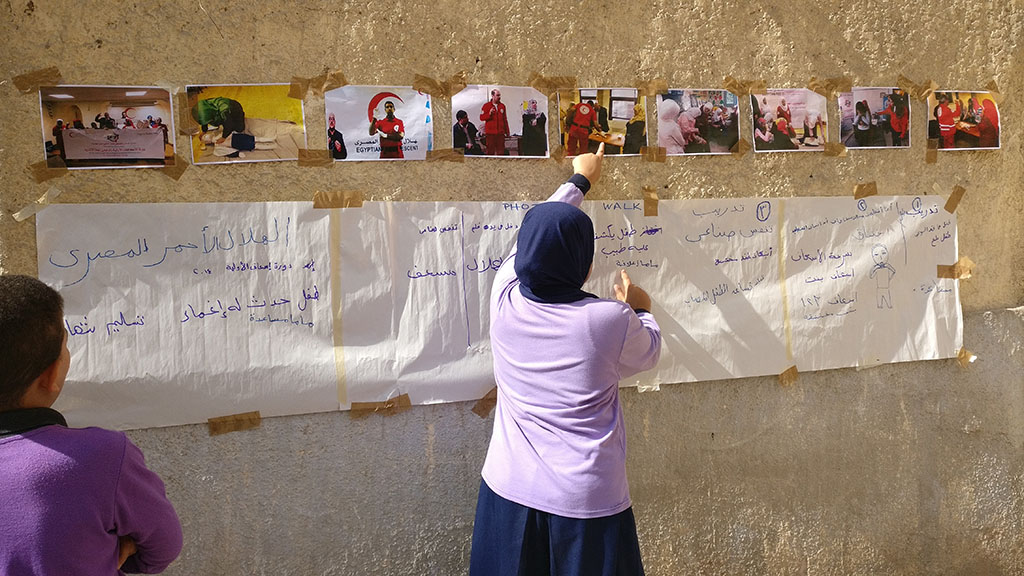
[471,143,663,576]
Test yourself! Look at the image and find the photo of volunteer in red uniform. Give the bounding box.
[558,88,647,156]
[369,100,405,159]
[324,85,433,161]
[451,85,549,158]
[925,90,999,150]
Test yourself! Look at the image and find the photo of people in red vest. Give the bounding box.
[839,88,911,149]
[925,90,1000,150]
[558,88,647,157]
[451,85,549,158]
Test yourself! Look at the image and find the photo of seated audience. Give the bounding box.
[39,86,175,169]
[657,89,740,155]
[750,89,827,153]
[925,90,1000,150]
[557,88,646,156]
[451,85,549,158]
[839,88,910,148]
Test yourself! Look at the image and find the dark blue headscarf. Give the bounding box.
[514,202,597,303]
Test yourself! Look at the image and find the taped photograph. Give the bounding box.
[750,89,828,153]
[926,90,1000,150]
[324,86,432,161]
[186,84,306,165]
[838,88,911,148]
[39,85,175,169]
[557,88,647,156]
[656,89,740,155]
[451,85,548,158]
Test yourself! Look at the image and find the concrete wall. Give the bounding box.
[2,1,1021,574]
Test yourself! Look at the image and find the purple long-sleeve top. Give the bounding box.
[0,421,182,574]
[480,178,662,519]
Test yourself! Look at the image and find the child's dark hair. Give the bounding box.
[0,275,64,410]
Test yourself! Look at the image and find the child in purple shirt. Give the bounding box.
[0,275,182,575]
[471,144,662,576]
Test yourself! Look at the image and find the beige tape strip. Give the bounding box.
[350,393,412,418]
[896,74,917,97]
[853,182,878,199]
[723,76,765,96]
[13,66,62,94]
[776,199,794,364]
[778,365,799,387]
[639,146,666,163]
[175,92,194,137]
[161,154,189,181]
[28,159,67,183]
[12,186,62,222]
[472,387,498,418]
[807,76,852,99]
[413,72,468,97]
[956,347,977,367]
[528,72,578,95]
[944,185,966,213]
[208,411,262,436]
[323,70,349,93]
[729,139,751,157]
[984,80,1002,104]
[635,78,668,97]
[288,76,311,100]
[937,256,974,279]
[642,187,659,217]
[313,190,363,209]
[823,142,847,157]
[550,145,566,162]
[896,75,938,101]
[918,80,938,102]
[427,148,466,162]
[326,207,348,407]
[298,149,334,167]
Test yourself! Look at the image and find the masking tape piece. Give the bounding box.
[944,185,966,213]
[175,92,194,136]
[550,145,566,162]
[723,76,763,96]
[528,72,578,95]
[778,365,799,387]
[323,70,349,93]
[853,182,878,199]
[642,187,659,217]
[809,76,853,99]
[288,76,311,100]
[350,393,413,418]
[984,80,1002,103]
[28,159,67,183]
[937,256,974,280]
[636,383,661,393]
[297,148,334,167]
[313,190,363,209]
[161,154,189,181]
[823,142,847,157]
[896,74,918,98]
[208,411,262,436]
[307,72,329,97]
[636,78,668,97]
[926,138,940,150]
[956,347,977,368]
[443,71,469,97]
[925,148,938,164]
[919,80,938,101]
[427,148,466,162]
[639,146,666,163]
[472,387,498,418]
[730,139,751,156]
[412,74,444,96]
[12,186,62,222]
[13,66,62,94]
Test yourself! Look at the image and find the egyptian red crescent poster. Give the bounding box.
[324,85,432,161]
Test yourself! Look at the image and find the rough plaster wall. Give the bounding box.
[1,1,1022,574]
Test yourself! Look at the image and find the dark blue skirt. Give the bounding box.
[469,478,645,576]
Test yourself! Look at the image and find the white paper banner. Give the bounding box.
[37,203,336,429]
[62,128,165,160]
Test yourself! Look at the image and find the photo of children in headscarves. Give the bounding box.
[324,86,432,161]
[557,88,646,156]
[186,84,306,164]
[38,85,175,169]
[839,88,911,148]
[450,85,549,158]
[750,89,827,153]
[656,89,739,155]
[926,90,1000,150]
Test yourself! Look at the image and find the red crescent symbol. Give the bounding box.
[368,92,404,123]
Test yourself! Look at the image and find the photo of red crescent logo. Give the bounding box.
[368,92,404,123]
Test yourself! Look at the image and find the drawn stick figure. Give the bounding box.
[869,243,896,309]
